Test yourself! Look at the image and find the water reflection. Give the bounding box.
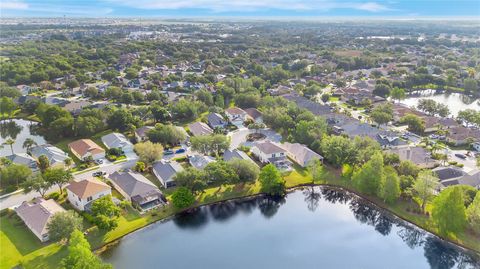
[303,187,321,212]
[173,208,209,230]
[0,120,23,140]
[0,119,46,157]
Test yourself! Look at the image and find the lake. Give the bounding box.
[101,187,480,269]
[0,119,46,157]
[400,90,480,117]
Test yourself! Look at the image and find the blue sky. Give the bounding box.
[1,0,479,18]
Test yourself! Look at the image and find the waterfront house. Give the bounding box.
[223,149,256,164]
[108,171,166,212]
[66,178,111,211]
[251,141,287,163]
[101,133,134,153]
[281,142,323,167]
[15,198,66,242]
[6,153,39,171]
[68,139,105,161]
[30,144,69,168]
[152,160,183,188]
[387,146,438,168]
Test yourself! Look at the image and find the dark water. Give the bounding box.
[102,187,480,269]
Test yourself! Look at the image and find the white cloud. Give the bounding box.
[0,0,29,10]
[107,0,392,12]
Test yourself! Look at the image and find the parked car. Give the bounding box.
[164,150,174,155]
[95,159,104,165]
[175,148,186,154]
[92,171,106,177]
[455,153,467,159]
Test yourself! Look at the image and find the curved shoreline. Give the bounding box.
[94,182,480,257]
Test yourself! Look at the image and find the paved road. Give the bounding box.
[0,156,137,210]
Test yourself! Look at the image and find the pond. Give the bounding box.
[0,119,46,157]
[101,187,480,269]
[400,90,480,117]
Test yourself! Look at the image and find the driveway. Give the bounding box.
[447,149,478,173]
[228,127,282,149]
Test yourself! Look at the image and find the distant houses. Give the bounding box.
[188,122,213,136]
[66,178,112,211]
[68,139,105,161]
[15,198,66,242]
[30,144,69,168]
[152,160,183,188]
[108,171,166,212]
[101,133,134,153]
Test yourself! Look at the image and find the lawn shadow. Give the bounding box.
[1,215,46,256]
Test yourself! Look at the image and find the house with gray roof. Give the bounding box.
[251,141,287,163]
[207,113,227,129]
[30,144,69,168]
[15,198,65,242]
[152,160,184,188]
[101,133,134,153]
[387,146,438,168]
[188,122,213,136]
[282,142,323,167]
[6,153,39,171]
[223,149,255,164]
[108,171,166,212]
[135,126,154,142]
[189,154,215,169]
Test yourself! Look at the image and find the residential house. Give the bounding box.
[16,85,32,95]
[30,144,69,168]
[251,141,287,163]
[101,133,134,153]
[68,139,105,161]
[188,122,213,136]
[225,107,248,127]
[6,153,39,171]
[108,171,166,212]
[423,116,458,133]
[267,85,292,96]
[472,142,480,152]
[62,100,91,116]
[15,198,66,242]
[135,126,154,142]
[152,160,183,188]
[281,142,323,167]
[223,149,255,164]
[207,113,227,129]
[387,146,438,168]
[189,154,215,169]
[245,108,263,123]
[66,178,111,211]
[433,166,480,189]
[446,126,480,146]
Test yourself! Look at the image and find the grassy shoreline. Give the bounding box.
[1,166,479,269]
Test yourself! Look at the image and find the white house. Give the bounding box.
[225,107,248,127]
[66,178,111,211]
[30,144,69,168]
[101,133,134,153]
[251,141,287,163]
[15,198,65,242]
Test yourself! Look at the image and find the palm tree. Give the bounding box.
[2,138,15,155]
[22,138,37,154]
[64,158,73,169]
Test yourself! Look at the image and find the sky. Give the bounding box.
[0,0,479,18]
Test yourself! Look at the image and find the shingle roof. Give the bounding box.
[6,153,38,169]
[189,155,215,169]
[254,141,286,155]
[188,122,213,136]
[68,139,104,157]
[207,113,225,126]
[282,142,323,165]
[135,126,154,138]
[244,108,262,119]
[101,133,133,149]
[30,144,69,166]
[15,198,65,239]
[432,166,466,181]
[108,171,162,199]
[152,160,183,184]
[66,178,110,199]
[225,107,246,116]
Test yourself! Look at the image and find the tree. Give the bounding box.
[91,195,121,231]
[380,166,401,204]
[321,93,330,103]
[466,193,480,233]
[259,164,285,196]
[191,134,230,156]
[1,163,32,187]
[134,161,146,172]
[134,141,163,165]
[84,87,99,98]
[400,114,425,134]
[390,87,406,102]
[105,86,123,100]
[413,170,439,213]
[370,103,393,126]
[64,158,73,168]
[432,186,467,236]
[22,138,37,153]
[150,105,171,123]
[204,161,238,184]
[43,168,73,194]
[0,97,17,119]
[373,83,391,97]
[2,138,15,155]
[107,108,135,131]
[353,152,384,196]
[228,159,259,183]
[22,174,52,197]
[171,187,196,209]
[307,158,323,183]
[320,135,356,168]
[464,78,478,95]
[38,155,50,172]
[174,167,206,193]
[147,124,186,145]
[65,79,79,88]
[47,211,83,241]
[61,229,112,269]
